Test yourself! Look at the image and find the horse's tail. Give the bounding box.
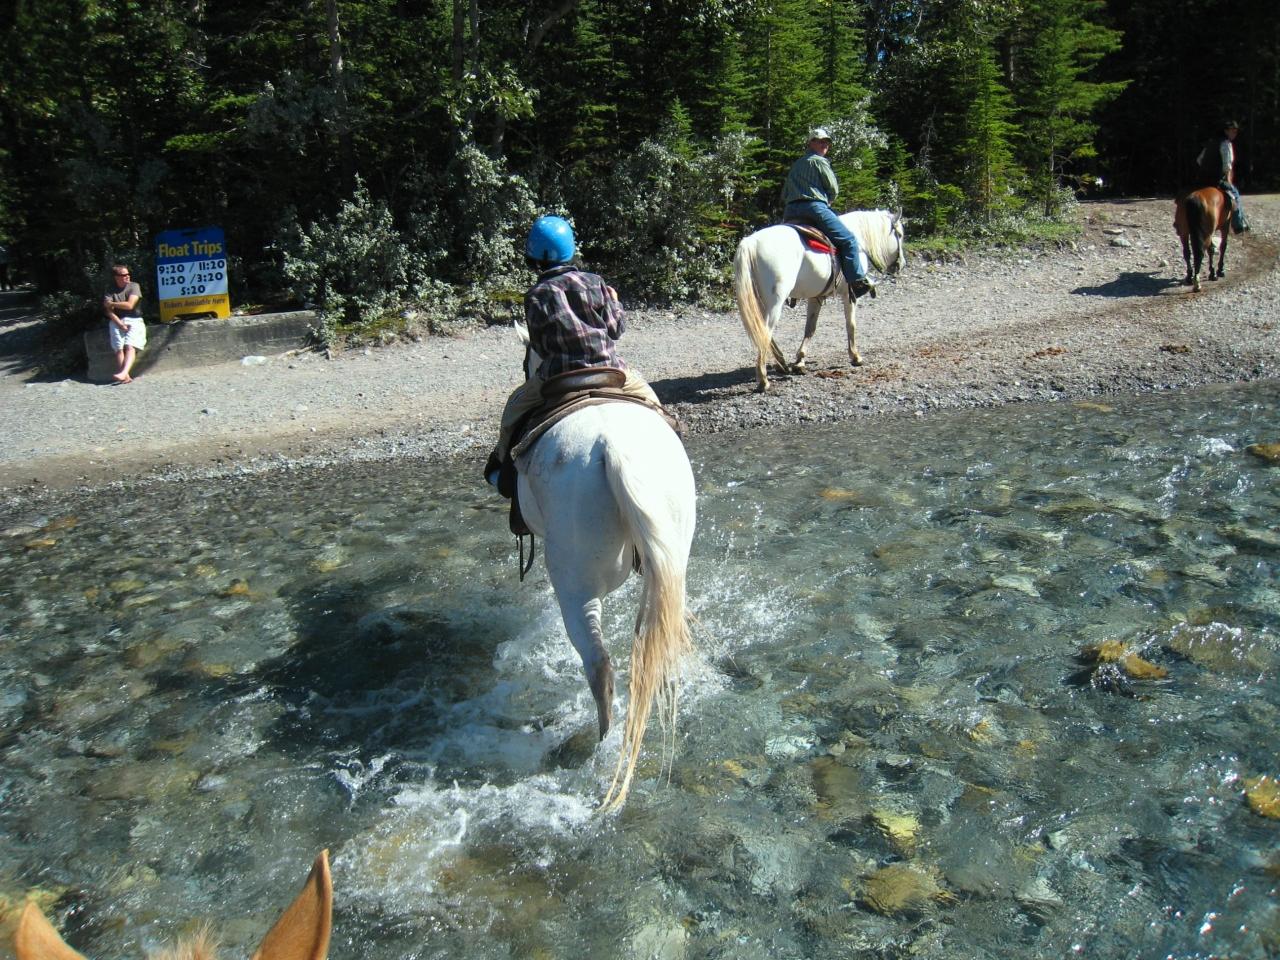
[733,237,775,363]
[1186,192,1211,261]
[598,436,694,813]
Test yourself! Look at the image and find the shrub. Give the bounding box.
[275,179,439,347]
[576,130,755,304]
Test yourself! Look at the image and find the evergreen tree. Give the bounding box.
[813,0,879,209]
[1012,0,1126,215]
[736,0,824,201]
[959,42,1020,221]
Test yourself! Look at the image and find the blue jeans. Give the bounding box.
[783,199,866,283]
[1219,180,1248,229]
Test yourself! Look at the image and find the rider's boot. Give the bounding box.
[850,276,876,300]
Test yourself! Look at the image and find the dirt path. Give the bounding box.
[2,195,1277,501]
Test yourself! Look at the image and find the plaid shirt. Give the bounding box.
[781,150,840,206]
[525,265,628,379]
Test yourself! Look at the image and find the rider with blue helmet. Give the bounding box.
[486,215,664,490]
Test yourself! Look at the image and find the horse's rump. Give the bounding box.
[1176,187,1226,237]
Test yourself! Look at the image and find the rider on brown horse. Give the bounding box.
[1197,119,1250,234]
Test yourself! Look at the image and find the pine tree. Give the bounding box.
[959,42,1020,222]
[1012,0,1126,215]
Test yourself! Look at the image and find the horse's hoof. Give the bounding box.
[849,354,864,367]
[755,381,770,394]
[792,362,808,375]
[590,659,614,741]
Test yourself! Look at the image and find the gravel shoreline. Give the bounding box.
[2,195,1277,506]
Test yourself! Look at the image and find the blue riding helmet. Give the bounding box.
[526,215,575,265]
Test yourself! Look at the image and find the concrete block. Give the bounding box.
[83,326,118,383]
[83,311,318,379]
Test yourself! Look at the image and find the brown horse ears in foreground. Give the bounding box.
[13,850,332,960]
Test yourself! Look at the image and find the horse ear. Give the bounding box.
[249,851,332,960]
[513,318,530,347]
[13,901,90,960]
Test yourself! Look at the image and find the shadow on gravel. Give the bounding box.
[0,291,94,384]
[650,366,756,405]
[1072,270,1182,299]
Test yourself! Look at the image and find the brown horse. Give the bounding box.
[1174,187,1231,292]
[10,851,332,960]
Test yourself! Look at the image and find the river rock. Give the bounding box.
[1245,441,1280,463]
[857,863,952,916]
[1166,621,1274,674]
[1243,775,1280,818]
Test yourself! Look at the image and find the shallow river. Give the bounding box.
[2,381,1278,959]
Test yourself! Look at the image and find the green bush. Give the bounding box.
[275,179,441,346]
[576,130,755,304]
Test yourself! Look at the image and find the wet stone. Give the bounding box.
[1218,522,1280,550]
[1015,876,1065,919]
[87,759,199,802]
[1245,441,1280,463]
[1243,775,1280,819]
[1166,621,1275,674]
[856,863,953,916]
[870,808,920,855]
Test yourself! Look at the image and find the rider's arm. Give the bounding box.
[818,156,839,204]
[601,281,625,340]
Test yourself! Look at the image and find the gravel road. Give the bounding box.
[1,195,1277,503]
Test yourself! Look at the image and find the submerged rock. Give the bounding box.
[1078,639,1169,681]
[856,863,953,916]
[870,808,920,855]
[1166,621,1274,674]
[1243,775,1280,819]
[1218,523,1280,550]
[1015,876,1065,918]
[1245,441,1280,464]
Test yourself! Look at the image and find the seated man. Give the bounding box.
[782,127,874,299]
[486,215,661,490]
[103,263,146,383]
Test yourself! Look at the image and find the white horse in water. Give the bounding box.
[512,321,696,812]
[733,210,905,391]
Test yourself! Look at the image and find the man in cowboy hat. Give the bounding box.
[1197,119,1250,233]
[781,127,874,298]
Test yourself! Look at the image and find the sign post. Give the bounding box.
[155,226,231,323]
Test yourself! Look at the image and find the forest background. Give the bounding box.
[1,0,1276,344]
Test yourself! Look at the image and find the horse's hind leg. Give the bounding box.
[1180,236,1193,285]
[1215,230,1229,279]
[551,591,615,739]
[791,299,822,373]
[759,291,791,389]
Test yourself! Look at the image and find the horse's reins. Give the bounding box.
[518,532,535,580]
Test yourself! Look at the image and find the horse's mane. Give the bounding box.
[840,210,898,273]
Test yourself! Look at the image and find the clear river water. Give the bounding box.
[1,380,1278,959]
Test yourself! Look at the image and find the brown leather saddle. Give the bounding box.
[782,222,840,305]
[786,222,836,253]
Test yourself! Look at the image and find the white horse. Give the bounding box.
[733,210,906,392]
[512,322,697,812]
